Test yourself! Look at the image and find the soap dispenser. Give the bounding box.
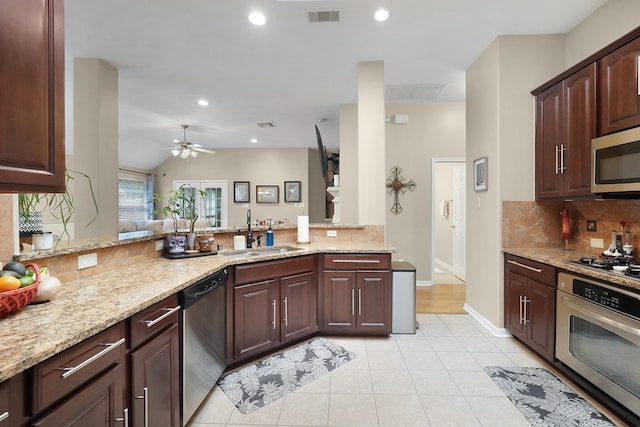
[233,228,246,250]
[266,219,274,247]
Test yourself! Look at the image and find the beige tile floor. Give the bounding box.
[188,313,625,427]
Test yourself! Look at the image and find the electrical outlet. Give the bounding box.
[590,238,604,249]
[326,230,337,237]
[155,240,164,251]
[78,252,98,269]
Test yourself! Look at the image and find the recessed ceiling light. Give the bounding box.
[249,12,266,26]
[197,99,209,106]
[373,9,390,23]
[250,138,258,144]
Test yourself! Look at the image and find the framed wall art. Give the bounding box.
[473,156,488,192]
[234,181,250,203]
[256,185,279,203]
[284,181,301,202]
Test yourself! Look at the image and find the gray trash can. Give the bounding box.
[392,261,416,334]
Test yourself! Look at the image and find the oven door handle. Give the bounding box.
[560,295,640,337]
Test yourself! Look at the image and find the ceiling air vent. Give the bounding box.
[306,10,340,23]
[257,122,275,128]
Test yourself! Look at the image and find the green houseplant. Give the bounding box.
[18,168,98,245]
[152,184,206,236]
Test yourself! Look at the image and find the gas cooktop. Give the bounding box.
[568,256,640,280]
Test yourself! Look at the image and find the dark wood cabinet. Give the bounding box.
[128,295,180,427]
[232,256,317,361]
[0,381,8,427]
[535,64,596,200]
[599,37,640,136]
[322,254,391,335]
[0,0,66,193]
[504,254,556,362]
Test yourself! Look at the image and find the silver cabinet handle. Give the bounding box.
[560,144,566,173]
[283,297,288,327]
[0,411,8,422]
[351,289,355,316]
[507,259,542,273]
[358,289,362,316]
[61,337,126,379]
[272,299,277,330]
[332,259,381,264]
[637,56,640,96]
[115,407,129,427]
[135,387,149,427]
[142,306,180,328]
[519,296,523,324]
[555,145,559,174]
[522,296,530,324]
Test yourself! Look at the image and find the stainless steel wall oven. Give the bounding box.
[556,272,640,420]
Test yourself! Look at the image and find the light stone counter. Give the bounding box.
[503,247,640,292]
[0,242,394,382]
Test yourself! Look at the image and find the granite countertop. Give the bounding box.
[503,247,640,291]
[0,242,394,382]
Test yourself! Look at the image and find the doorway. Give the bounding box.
[431,158,466,281]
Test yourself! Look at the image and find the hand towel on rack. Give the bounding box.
[439,200,449,218]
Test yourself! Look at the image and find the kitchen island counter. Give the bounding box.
[0,242,394,383]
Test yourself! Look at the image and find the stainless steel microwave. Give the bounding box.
[592,126,640,193]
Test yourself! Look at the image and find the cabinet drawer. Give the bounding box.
[235,255,314,284]
[129,294,180,349]
[323,254,390,270]
[505,254,555,287]
[33,322,126,413]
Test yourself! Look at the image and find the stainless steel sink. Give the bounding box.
[222,246,304,259]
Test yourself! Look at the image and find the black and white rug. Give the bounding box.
[485,366,616,427]
[217,338,356,414]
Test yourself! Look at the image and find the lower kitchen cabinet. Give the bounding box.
[504,254,556,362]
[128,295,180,427]
[322,254,391,335]
[32,364,126,427]
[231,256,317,361]
[0,381,8,426]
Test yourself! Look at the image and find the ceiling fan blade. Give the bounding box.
[193,147,216,154]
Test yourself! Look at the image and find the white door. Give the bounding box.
[453,165,466,281]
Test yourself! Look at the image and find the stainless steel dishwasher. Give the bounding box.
[179,268,228,425]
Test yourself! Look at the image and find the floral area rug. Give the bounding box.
[217,338,356,414]
[485,366,616,427]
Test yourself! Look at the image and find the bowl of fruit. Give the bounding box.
[0,262,41,317]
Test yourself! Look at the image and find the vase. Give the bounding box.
[18,212,43,238]
[186,233,197,250]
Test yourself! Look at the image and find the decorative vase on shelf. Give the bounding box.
[186,233,197,250]
[18,212,43,238]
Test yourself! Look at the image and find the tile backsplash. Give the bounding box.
[503,199,640,255]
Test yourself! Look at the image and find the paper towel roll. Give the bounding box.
[333,174,340,187]
[297,215,310,243]
[234,235,246,250]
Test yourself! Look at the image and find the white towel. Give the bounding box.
[439,200,449,218]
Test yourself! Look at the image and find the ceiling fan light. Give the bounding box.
[191,151,198,158]
[171,148,180,156]
[180,148,190,159]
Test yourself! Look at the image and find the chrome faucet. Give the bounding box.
[246,209,254,248]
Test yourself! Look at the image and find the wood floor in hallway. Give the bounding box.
[416,268,466,314]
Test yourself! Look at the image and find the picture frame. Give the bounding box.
[256,185,279,203]
[473,156,488,192]
[284,181,301,203]
[234,181,250,203]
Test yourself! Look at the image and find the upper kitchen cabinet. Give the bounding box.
[0,0,65,193]
[534,64,597,200]
[600,37,640,136]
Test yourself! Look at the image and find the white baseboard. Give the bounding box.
[434,258,454,273]
[417,280,433,287]
[463,303,511,338]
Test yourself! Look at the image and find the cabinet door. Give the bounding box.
[32,364,125,427]
[535,82,564,199]
[600,37,640,135]
[356,271,391,333]
[0,0,65,192]
[233,279,279,359]
[130,323,180,427]
[528,283,555,362]
[505,271,528,342]
[563,63,597,198]
[0,381,7,427]
[323,271,357,331]
[281,271,316,344]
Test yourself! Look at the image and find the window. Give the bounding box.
[119,178,148,220]
[173,180,228,229]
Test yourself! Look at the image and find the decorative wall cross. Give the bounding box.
[386,166,416,214]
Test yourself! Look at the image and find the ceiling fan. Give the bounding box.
[167,124,215,159]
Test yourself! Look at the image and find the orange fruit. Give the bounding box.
[0,276,21,292]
